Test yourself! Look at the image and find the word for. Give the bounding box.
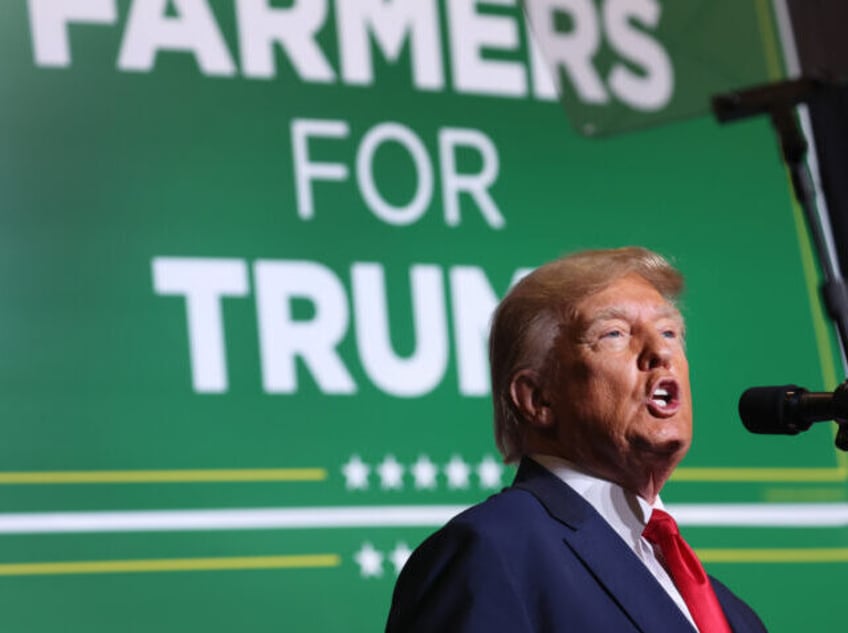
[152,257,529,397]
[292,118,504,228]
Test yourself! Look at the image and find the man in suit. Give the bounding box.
[386,247,767,632]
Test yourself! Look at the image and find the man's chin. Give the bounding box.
[632,435,691,461]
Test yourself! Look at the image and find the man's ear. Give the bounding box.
[509,369,554,428]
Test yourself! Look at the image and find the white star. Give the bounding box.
[411,455,438,490]
[342,455,370,490]
[354,542,384,578]
[378,455,404,490]
[390,542,413,575]
[477,455,504,489]
[444,455,470,489]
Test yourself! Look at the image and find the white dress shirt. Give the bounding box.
[531,454,699,631]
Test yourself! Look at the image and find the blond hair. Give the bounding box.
[489,247,684,463]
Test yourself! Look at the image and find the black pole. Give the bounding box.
[712,78,848,450]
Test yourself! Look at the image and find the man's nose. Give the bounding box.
[638,332,672,370]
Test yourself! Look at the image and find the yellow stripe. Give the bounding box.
[0,469,327,484]
[6,550,844,576]
[753,0,783,81]
[4,465,845,485]
[699,548,848,564]
[0,554,340,576]
[672,466,848,483]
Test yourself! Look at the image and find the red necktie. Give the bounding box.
[642,509,732,633]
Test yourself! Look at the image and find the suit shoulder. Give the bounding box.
[401,486,554,572]
[447,486,547,530]
[386,489,541,632]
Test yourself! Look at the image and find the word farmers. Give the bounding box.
[28,0,673,109]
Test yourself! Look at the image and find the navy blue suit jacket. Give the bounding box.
[386,458,767,632]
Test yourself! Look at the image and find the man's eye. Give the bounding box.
[661,329,677,339]
[602,330,624,339]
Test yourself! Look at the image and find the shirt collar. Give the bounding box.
[529,454,665,549]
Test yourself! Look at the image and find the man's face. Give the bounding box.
[546,273,692,493]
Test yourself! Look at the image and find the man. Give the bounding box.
[385,247,767,632]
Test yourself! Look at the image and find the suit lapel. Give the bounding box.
[513,458,697,633]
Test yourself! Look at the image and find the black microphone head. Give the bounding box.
[738,385,805,434]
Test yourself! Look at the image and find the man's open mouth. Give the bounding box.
[647,379,680,416]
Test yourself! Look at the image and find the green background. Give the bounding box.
[1,1,845,631]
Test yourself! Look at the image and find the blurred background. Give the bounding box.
[1,1,846,631]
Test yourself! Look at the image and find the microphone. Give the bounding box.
[738,384,848,435]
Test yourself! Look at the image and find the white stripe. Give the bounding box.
[772,0,800,76]
[669,503,848,527]
[0,504,846,534]
[0,506,468,534]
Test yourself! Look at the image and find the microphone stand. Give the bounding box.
[712,77,848,451]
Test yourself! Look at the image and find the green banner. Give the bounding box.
[0,1,845,631]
